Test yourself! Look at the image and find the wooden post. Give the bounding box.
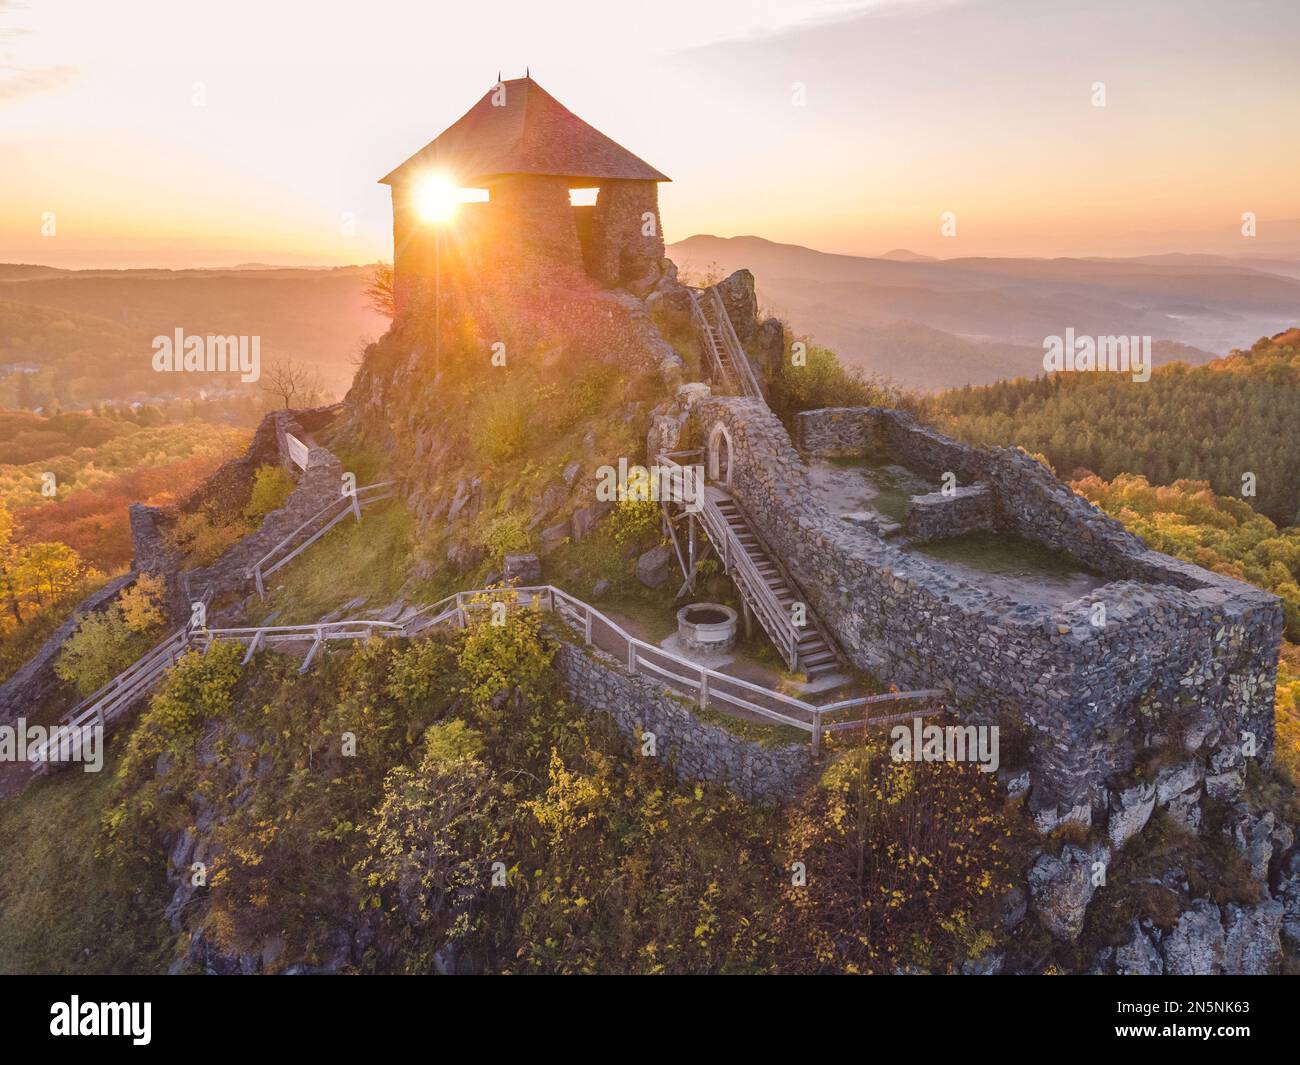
[627,641,637,674]
[254,566,265,600]
[584,610,592,646]
[687,513,697,591]
[351,490,362,523]
[698,668,709,709]
[811,709,822,757]
[456,593,467,629]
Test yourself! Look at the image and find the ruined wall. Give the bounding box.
[553,639,812,803]
[130,409,347,618]
[664,394,1282,831]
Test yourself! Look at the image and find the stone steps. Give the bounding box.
[711,495,839,677]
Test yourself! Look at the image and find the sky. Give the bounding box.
[2,0,1297,268]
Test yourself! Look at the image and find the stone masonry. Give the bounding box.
[553,640,812,803]
[131,407,347,620]
[651,390,1283,833]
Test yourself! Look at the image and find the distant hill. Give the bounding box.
[878,249,937,262]
[0,264,389,408]
[667,235,1297,391]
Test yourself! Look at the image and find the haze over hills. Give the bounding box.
[0,264,388,407]
[668,235,1300,391]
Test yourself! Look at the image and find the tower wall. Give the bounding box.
[588,179,665,287]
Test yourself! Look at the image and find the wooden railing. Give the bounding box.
[199,619,406,672]
[398,583,942,755]
[32,582,942,772]
[703,285,764,400]
[688,288,734,390]
[248,481,397,598]
[28,624,196,770]
[696,489,802,669]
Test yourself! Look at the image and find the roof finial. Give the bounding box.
[526,66,530,79]
[496,70,501,85]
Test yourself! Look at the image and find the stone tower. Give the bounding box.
[380,77,670,316]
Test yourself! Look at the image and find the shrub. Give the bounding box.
[605,498,660,550]
[385,636,457,708]
[169,509,248,566]
[781,736,1015,973]
[475,397,530,465]
[55,606,149,696]
[125,641,244,761]
[483,513,531,561]
[457,594,554,715]
[356,725,501,968]
[243,464,294,521]
[118,573,167,633]
[768,342,894,422]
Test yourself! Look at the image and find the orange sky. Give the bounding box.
[2,0,1297,268]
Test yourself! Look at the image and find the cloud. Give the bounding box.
[0,62,77,101]
[663,0,964,52]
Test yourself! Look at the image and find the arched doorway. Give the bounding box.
[707,422,733,487]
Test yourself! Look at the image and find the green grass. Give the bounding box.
[546,535,683,640]
[825,453,924,522]
[246,501,415,625]
[319,432,390,488]
[697,705,809,748]
[915,529,1090,579]
[0,742,175,974]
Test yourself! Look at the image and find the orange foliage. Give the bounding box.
[12,454,225,569]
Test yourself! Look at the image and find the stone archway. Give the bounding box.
[707,422,733,487]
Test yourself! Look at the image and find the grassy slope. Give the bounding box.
[0,743,174,974]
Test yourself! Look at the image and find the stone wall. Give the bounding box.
[553,640,812,803]
[587,179,665,290]
[174,448,343,612]
[905,484,995,543]
[131,408,347,618]
[657,392,1283,831]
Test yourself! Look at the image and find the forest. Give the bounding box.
[926,331,1300,527]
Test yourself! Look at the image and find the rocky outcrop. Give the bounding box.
[1027,841,1110,941]
[1107,782,1156,849]
[1114,921,1164,975]
[635,544,673,589]
[1222,900,1283,974]
[1162,899,1226,974]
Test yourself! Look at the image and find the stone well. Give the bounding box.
[677,603,738,655]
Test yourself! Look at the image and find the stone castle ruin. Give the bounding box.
[4,75,1290,973]
[369,76,1284,848]
[650,394,1284,837]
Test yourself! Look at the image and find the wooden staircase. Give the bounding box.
[701,487,841,679]
[689,286,764,400]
